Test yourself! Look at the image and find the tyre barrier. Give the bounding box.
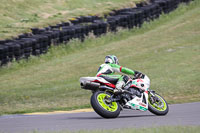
[0,0,193,66]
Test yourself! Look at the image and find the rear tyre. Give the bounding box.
[148,92,169,115]
[91,91,120,118]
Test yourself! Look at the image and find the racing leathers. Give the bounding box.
[96,63,140,93]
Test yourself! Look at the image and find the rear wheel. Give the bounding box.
[91,91,120,118]
[148,92,169,115]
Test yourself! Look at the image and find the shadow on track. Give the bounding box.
[118,114,155,119]
[67,114,155,120]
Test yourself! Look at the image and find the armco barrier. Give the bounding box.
[0,0,193,66]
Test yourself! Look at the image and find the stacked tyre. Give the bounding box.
[0,45,9,66]
[0,0,194,67]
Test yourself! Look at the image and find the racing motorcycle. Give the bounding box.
[79,74,169,118]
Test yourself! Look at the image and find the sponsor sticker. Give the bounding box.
[139,102,146,107]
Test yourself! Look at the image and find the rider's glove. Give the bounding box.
[134,71,143,79]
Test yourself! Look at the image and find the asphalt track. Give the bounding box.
[0,102,200,133]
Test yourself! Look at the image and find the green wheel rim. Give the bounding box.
[149,94,167,111]
[97,93,118,112]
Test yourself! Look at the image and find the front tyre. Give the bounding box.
[148,92,169,115]
[91,91,120,118]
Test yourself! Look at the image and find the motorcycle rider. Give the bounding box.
[96,55,143,94]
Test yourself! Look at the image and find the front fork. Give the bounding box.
[149,89,156,96]
[148,89,160,103]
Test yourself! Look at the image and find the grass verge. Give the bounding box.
[25,126,200,133]
[0,0,199,115]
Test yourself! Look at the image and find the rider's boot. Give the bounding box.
[113,80,125,93]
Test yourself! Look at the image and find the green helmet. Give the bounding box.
[105,55,119,65]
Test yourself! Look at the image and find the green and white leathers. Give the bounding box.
[96,55,137,90]
[96,63,136,77]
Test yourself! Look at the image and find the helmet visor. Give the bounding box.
[105,57,113,64]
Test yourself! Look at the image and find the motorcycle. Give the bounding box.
[79,74,169,118]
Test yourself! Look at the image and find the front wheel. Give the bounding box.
[91,91,120,118]
[148,92,169,115]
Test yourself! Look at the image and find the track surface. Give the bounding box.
[0,102,200,133]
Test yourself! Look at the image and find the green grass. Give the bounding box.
[78,126,200,133]
[0,0,143,40]
[25,126,200,133]
[0,0,200,115]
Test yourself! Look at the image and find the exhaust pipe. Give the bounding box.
[80,81,100,90]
